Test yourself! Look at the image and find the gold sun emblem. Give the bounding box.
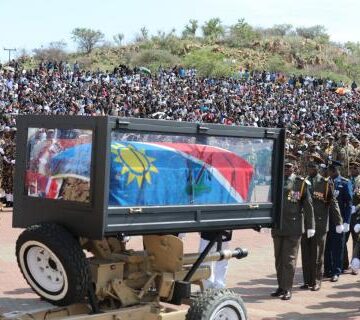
[111,143,158,187]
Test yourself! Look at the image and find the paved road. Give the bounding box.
[1,210,360,319]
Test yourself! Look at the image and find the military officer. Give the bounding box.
[300,155,343,291]
[351,139,360,160]
[345,161,360,274]
[332,133,355,178]
[319,139,332,160]
[271,154,315,301]
[324,160,352,282]
[298,142,321,176]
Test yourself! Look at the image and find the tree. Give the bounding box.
[113,33,124,46]
[33,40,67,61]
[135,26,149,43]
[202,18,224,40]
[295,25,329,42]
[71,28,104,54]
[140,27,149,40]
[269,24,293,36]
[182,19,198,38]
[226,18,260,47]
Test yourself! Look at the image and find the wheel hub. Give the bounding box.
[26,246,65,292]
[212,306,239,320]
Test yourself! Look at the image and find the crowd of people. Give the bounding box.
[1,60,360,301]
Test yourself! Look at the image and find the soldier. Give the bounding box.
[324,160,352,282]
[298,142,321,176]
[300,155,343,291]
[1,127,16,207]
[332,133,355,178]
[319,139,332,160]
[344,161,360,274]
[351,139,360,160]
[271,155,315,301]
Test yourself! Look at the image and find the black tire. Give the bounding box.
[16,223,90,306]
[186,289,247,320]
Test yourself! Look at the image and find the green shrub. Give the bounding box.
[182,48,235,77]
[130,49,180,69]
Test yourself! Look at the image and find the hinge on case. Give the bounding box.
[249,204,259,209]
[265,130,276,137]
[197,124,209,133]
[116,119,130,128]
[129,208,143,214]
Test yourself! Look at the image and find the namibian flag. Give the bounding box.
[109,141,253,206]
[40,140,253,205]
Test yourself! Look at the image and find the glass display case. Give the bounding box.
[13,116,285,239]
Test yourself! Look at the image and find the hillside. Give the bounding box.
[16,21,360,84]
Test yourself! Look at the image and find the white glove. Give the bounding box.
[10,159,15,164]
[307,229,315,238]
[0,147,4,155]
[336,224,344,233]
[352,206,356,214]
[354,224,360,233]
[343,223,350,233]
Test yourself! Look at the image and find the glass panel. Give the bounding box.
[109,131,273,207]
[25,128,92,202]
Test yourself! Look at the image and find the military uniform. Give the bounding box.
[324,170,352,279]
[298,147,321,177]
[272,172,314,297]
[301,172,343,290]
[332,142,355,178]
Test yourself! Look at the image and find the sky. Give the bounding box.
[0,0,358,62]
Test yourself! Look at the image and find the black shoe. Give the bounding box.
[270,288,285,297]
[311,283,321,291]
[300,284,309,289]
[331,275,339,282]
[281,290,292,300]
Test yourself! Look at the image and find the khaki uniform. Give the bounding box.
[298,151,321,177]
[352,148,360,162]
[320,146,333,161]
[272,174,314,291]
[332,144,355,177]
[301,173,343,287]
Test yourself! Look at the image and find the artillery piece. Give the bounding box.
[2,116,285,320]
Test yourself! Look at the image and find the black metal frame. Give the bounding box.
[13,115,285,239]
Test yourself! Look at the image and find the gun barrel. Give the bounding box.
[182,248,248,265]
